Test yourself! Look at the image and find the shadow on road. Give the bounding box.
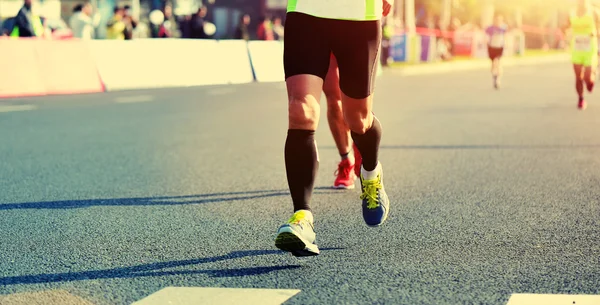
[0,248,344,286]
[0,189,341,211]
[322,144,600,150]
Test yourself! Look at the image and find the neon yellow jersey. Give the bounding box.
[570,10,597,53]
[32,16,44,36]
[287,0,383,21]
[9,15,43,37]
[106,18,126,40]
[570,10,596,36]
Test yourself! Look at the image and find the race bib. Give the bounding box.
[489,34,504,48]
[575,35,592,51]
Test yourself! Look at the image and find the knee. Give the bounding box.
[344,111,372,134]
[288,95,319,128]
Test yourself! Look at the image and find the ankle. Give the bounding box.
[361,162,381,180]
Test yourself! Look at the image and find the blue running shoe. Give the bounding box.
[360,164,390,227]
[275,210,320,257]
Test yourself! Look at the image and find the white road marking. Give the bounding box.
[0,104,37,113]
[114,95,154,103]
[132,287,301,305]
[207,88,237,96]
[506,293,600,305]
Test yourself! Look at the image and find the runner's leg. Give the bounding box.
[324,55,353,162]
[584,66,594,93]
[324,55,357,189]
[332,17,390,227]
[574,64,586,109]
[276,12,331,256]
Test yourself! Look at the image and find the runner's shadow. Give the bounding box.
[0,189,339,211]
[0,248,344,285]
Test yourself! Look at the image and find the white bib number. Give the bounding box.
[575,35,592,51]
[490,34,504,48]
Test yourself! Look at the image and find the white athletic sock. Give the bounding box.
[361,162,381,181]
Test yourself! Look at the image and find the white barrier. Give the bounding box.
[5,36,435,99]
[89,39,231,91]
[0,40,46,97]
[247,41,285,83]
[217,40,255,84]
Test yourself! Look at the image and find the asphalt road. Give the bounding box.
[1,62,599,305]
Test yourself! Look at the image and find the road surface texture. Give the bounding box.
[1,62,599,305]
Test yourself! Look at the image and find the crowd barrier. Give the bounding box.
[1,38,280,97]
[0,39,103,98]
[218,40,255,84]
[0,39,45,98]
[247,41,284,83]
[89,39,235,91]
[1,28,534,98]
[38,40,105,95]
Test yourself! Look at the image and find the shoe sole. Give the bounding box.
[333,184,355,190]
[275,229,320,257]
[365,197,389,228]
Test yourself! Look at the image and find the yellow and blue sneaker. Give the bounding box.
[275,210,320,257]
[360,164,390,227]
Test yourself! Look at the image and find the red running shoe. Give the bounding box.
[353,144,362,178]
[333,158,356,189]
[578,98,587,110]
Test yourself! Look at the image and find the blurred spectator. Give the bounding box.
[178,15,192,38]
[448,17,462,55]
[69,4,83,30]
[12,0,44,37]
[0,17,9,36]
[157,4,178,38]
[191,7,209,39]
[234,14,250,40]
[45,17,75,39]
[381,18,393,66]
[272,16,284,40]
[417,12,435,30]
[122,5,138,40]
[437,38,453,61]
[106,7,126,40]
[70,1,96,39]
[256,16,274,40]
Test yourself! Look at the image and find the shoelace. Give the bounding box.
[334,161,353,179]
[360,177,382,209]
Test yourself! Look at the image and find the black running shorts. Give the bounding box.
[283,12,381,99]
[488,46,504,60]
